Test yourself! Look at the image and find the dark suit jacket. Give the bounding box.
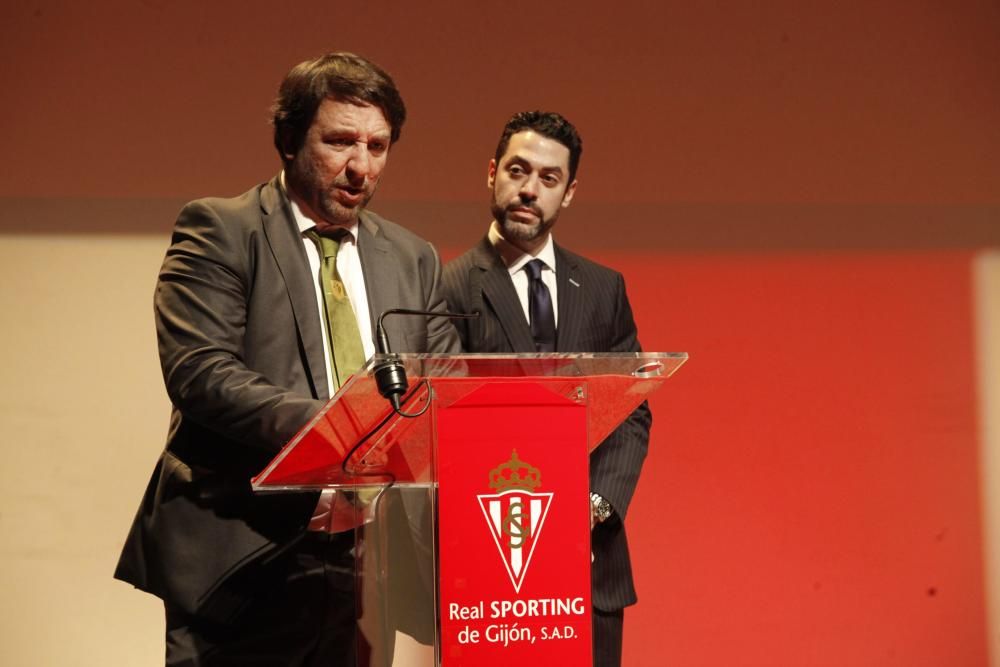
[115,176,460,621]
[441,237,652,612]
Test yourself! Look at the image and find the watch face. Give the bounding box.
[591,494,612,522]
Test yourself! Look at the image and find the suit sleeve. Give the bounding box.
[420,241,463,354]
[155,201,324,452]
[589,272,652,520]
[440,257,472,350]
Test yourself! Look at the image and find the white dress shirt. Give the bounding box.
[488,221,559,328]
[281,173,376,397]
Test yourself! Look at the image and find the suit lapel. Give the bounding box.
[357,211,404,351]
[260,177,330,401]
[473,238,536,352]
[554,244,584,352]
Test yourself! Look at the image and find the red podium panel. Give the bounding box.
[253,352,686,666]
[437,381,592,664]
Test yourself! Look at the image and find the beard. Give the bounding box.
[491,196,557,245]
[315,182,374,226]
[287,156,377,227]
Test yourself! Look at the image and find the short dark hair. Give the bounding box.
[494,111,583,182]
[271,52,406,162]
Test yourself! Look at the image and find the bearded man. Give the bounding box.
[441,110,652,667]
[116,52,459,665]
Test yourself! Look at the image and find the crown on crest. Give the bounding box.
[488,450,542,492]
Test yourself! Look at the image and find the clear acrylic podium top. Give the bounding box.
[252,352,687,492]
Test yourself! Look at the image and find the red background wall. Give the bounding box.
[2,1,997,664]
[611,251,986,665]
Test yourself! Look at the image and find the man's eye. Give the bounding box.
[542,174,560,185]
[508,166,525,176]
[326,138,355,148]
[368,142,388,154]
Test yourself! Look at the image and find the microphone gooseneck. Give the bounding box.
[373,308,479,416]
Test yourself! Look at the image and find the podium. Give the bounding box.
[253,352,686,666]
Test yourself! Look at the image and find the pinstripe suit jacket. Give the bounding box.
[441,236,651,611]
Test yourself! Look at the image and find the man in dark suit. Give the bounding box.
[115,52,459,665]
[441,111,651,667]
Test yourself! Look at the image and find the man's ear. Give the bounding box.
[277,128,297,163]
[561,179,578,208]
[487,159,497,189]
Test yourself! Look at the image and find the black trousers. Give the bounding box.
[165,531,368,667]
[165,525,622,666]
[593,607,625,667]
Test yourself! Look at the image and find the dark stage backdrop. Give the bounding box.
[2,1,998,665]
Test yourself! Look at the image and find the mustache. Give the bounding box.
[506,202,543,217]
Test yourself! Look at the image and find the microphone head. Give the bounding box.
[373,353,408,403]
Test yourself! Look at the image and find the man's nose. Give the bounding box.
[345,144,373,181]
[519,174,539,200]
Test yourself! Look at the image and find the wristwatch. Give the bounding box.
[590,492,613,523]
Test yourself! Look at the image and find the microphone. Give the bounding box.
[373,308,479,414]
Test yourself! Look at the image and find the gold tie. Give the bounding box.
[307,229,366,391]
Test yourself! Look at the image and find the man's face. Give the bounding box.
[285,98,391,230]
[489,130,577,252]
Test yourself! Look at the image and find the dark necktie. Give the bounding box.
[524,259,556,352]
[306,228,366,390]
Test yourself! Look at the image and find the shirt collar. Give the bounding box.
[488,221,557,276]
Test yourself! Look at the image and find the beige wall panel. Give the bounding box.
[976,250,1000,667]
[0,236,169,665]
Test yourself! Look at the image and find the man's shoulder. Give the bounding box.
[361,209,432,249]
[182,180,274,221]
[555,244,624,283]
[443,237,493,273]
[439,239,493,306]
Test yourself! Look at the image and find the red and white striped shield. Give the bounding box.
[477,490,554,593]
